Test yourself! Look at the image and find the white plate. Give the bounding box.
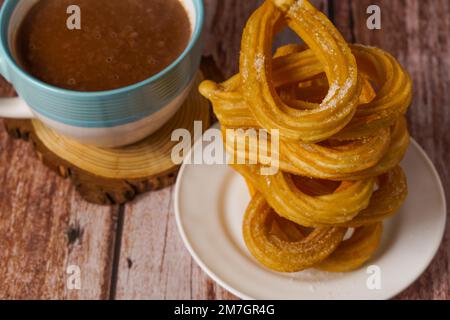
[174,125,447,300]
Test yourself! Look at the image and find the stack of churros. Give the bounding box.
[199,0,411,273]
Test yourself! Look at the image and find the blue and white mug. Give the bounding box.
[0,0,204,147]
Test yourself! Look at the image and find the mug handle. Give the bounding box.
[0,97,35,118]
[0,55,35,118]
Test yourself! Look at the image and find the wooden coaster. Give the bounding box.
[3,73,210,205]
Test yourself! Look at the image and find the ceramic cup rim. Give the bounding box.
[0,0,204,97]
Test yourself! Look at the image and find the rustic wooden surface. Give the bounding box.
[0,0,449,299]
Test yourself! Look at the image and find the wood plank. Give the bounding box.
[332,0,450,300]
[0,127,119,299]
[112,188,237,299]
[114,0,329,300]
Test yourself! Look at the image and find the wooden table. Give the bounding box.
[0,0,449,300]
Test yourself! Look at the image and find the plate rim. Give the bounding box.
[174,128,447,300]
